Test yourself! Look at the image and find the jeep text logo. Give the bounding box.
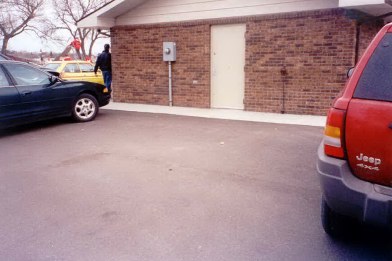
[356,153,381,166]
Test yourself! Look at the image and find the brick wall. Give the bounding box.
[111,9,383,115]
[358,21,384,60]
[245,10,357,115]
[112,25,211,107]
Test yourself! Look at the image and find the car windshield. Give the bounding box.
[44,63,61,70]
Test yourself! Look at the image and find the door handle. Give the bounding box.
[389,123,392,129]
[21,91,32,96]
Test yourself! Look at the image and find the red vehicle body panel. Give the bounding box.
[345,99,392,187]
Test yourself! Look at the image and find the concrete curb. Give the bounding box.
[103,102,326,127]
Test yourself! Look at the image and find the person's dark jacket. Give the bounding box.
[94,51,112,73]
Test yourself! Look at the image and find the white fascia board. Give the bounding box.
[339,0,387,7]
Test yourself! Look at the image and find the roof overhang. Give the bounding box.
[339,0,392,17]
[77,0,147,29]
[78,0,392,29]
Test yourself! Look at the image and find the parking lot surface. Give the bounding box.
[0,110,391,261]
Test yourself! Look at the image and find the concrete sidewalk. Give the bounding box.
[103,102,326,127]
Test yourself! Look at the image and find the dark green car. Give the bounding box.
[0,61,111,129]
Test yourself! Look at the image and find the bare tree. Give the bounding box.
[51,0,110,59]
[0,0,47,54]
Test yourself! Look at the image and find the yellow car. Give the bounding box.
[44,60,104,85]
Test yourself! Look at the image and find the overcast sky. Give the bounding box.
[8,32,109,55]
[6,2,109,55]
[9,33,58,53]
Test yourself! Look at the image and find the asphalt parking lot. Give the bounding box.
[0,110,391,261]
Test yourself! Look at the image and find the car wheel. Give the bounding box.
[72,94,99,122]
[321,198,354,238]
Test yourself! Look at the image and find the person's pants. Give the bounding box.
[102,71,112,91]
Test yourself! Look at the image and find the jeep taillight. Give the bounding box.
[324,108,346,159]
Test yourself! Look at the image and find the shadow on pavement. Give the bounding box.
[0,117,71,138]
[326,224,392,260]
[0,112,111,138]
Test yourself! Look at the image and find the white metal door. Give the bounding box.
[211,24,245,109]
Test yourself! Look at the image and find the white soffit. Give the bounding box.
[79,0,340,28]
[116,0,339,26]
[339,0,392,16]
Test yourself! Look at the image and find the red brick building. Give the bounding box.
[79,0,392,115]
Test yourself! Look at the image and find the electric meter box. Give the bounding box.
[163,42,176,62]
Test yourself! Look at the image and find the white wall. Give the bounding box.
[116,0,339,25]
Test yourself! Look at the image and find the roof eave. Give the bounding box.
[339,0,392,17]
[77,0,147,29]
[77,16,115,29]
[78,0,392,29]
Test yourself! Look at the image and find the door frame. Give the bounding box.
[210,23,246,110]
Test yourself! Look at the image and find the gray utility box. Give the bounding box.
[163,42,176,62]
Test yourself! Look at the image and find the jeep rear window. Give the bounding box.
[354,33,392,102]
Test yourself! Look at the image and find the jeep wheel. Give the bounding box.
[72,94,99,122]
[321,198,352,238]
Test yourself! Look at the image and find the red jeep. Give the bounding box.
[317,22,392,236]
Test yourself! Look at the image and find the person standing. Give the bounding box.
[94,44,112,92]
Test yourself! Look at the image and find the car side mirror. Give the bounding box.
[347,67,354,78]
[49,75,59,84]
[49,71,60,77]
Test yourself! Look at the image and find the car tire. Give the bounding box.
[72,93,99,122]
[321,198,355,238]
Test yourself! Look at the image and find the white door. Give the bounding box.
[211,24,246,109]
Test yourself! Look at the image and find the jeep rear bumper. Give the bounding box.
[317,144,392,228]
